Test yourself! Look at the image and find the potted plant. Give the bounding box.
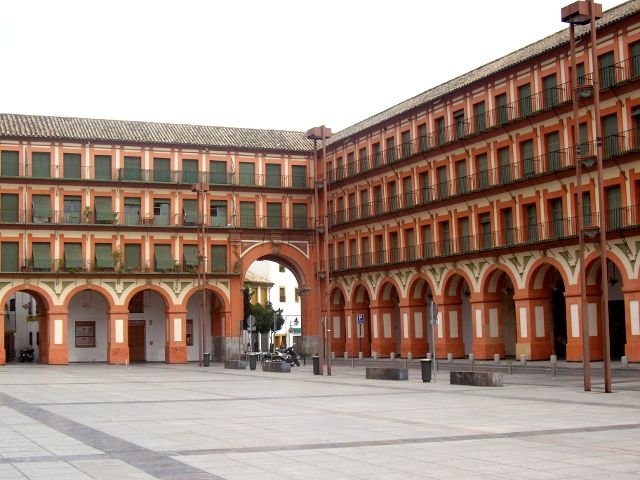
[83,206,92,223]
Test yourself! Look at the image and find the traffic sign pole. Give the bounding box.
[429,300,437,383]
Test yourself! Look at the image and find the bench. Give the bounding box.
[224,360,247,369]
[262,361,291,373]
[365,367,408,381]
[450,371,503,387]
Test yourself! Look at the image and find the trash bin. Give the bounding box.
[420,359,432,382]
[312,355,320,375]
[248,353,258,370]
[203,352,211,367]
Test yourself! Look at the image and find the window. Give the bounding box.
[31,152,51,178]
[605,185,622,230]
[374,186,383,215]
[240,201,255,228]
[458,217,470,252]
[386,137,396,163]
[550,199,564,237]
[403,176,413,208]
[502,209,514,245]
[582,192,593,227]
[473,102,486,132]
[453,110,465,138]
[1,150,19,177]
[183,245,198,271]
[153,199,171,226]
[124,244,142,271]
[75,321,96,348]
[418,124,428,151]
[337,197,345,223]
[389,232,399,262]
[63,153,81,179]
[598,51,616,89]
[32,242,51,271]
[239,162,255,186]
[602,114,619,158]
[420,171,430,203]
[388,181,397,211]
[95,155,112,180]
[32,194,51,223]
[210,200,228,227]
[456,159,467,194]
[1,193,19,223]
[348,152,355,176]
[359,147,368,172]
[479,213,491,249]
[64,243,83,271]
[495,93,508,125]
[182,199,198,226]
[154,157,171,182]
[295,288,299,303]
[63,196,82,224]
[436,117,446,145]
[422,225,432,258]
[405,228,415,260]
[209,160,227,185]
[375,235,384,264]
[95,196,115,224]
[576,62,586,86]
[265,163,281,187]
[631,41,640,79]
[518,83,532,116]
[373,143,381,167]
[350,239,357,267]
[476,154,488,189]
[182,159,199,184]
[545,131,561,172]
[293,203,307,229]
[338,241,345,269]
[401,130,411,158]
[348,194,356,221]
[543,74,558,108]
[211,245,227,272]
[360,189,369,218]
[579,122,590,156]
[336,157,344,179]
[362,236,371,266]
[123,156,141,181]
[521,140,535,178]
[292,165,307,189]
[526,204,538,242]
[1,242,18,272]
[154,244,174,271]
[123,197,141,225]
[499,147,511,183]
[440,221,451,255]
[95,243,114,270]
[437,166,448,199]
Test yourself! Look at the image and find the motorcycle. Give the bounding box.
[18,345,35,363]
[273,346,300,366]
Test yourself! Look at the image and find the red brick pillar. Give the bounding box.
[107,307,129,365]
[369,301,396,357]
[436,295,465,358]
[44,307,69,365]
[623,285,640,361]
[0,308,5,365]
[469,295,505,359]
[512,291,552,360]
[564,285,603,361]
[398,301,428,358]
[165,309,188,363]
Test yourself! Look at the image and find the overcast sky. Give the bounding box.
[0,0,628,134]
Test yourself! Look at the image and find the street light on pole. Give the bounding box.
[192,178,209,367]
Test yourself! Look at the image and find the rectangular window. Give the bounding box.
[458,217,470,252]
[348,152,355,176]
[337,197,345,223]
[453,110,465,138]
[543,74,558,108]
[502,209,514,245]
[63,153,81,179]
[95,196,115,224]
[181,159,199,184]
[279,287,286,303]
[338,242,345,269]
[456,159,468,194]
[361,189,369,218]
[123,156,141,181]
[631,41,640,79]
[124,244,142,271]
[123,197,141,226]
[359,147,368,172]
[499,147,511,183]
[153,157,171,182]
[422,225,432,258]
[182,199,198,226]
[476,154,488,189]
[1,193,19,223]
[420,171,430,203]
[602,114,619,158]
[550,199,564,237]
[375,235,384,264]
[63,196,82,224]
[32,242,51,271]
[479,213,491,249]
[211,245,227,272]
[526,204,538,242]
[210,200,228,227]
[153,199,171,226]
[31,152,51,178]
[293,203,307,229]
[388,181,397,211]
[579,122,590,156]
[405,228,415,260]
[598,51,616,89]
[64,243,83,271]
[1,242,18,272]
[95,155,112,181]
[386,137,396,163]
[401,130,411,158]
[154,244,174,271]
[576,62,586,85]
[403,176,413,208]
[336,157,344,179]
[362,236,371,266]
[437,166,448,199]
[521,140,535,178]
[374,186,383,215]
[418,124,428,151]
[436,117,446,145]
[183,245,198,271]
[390,232,399,262]
[239,162,255,186]
[240,201,256,228]
[32,194,51,223]
[291,165,307,189]
[495,93,508,125]
[265,163,282,187]
[75,321,96,348]
[348,193,356,221]
[440,221,451,255]
[582,192,593,227]
[473,102,486,132]
[95,243,114,270]
[350,239,357,267]
[518,83,532,116]
[209,160,227,185]
[373,143,381,167]
[606,185,622,230]
[1,150,19,177]
[545,131,561,172]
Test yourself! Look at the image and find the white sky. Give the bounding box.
[0,0,628,134]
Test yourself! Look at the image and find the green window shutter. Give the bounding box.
[95,243,114,269]
[265,164,281,187]
[456,160,467,194]
[32,195,51,222]
[503,210,514,245]
[521,140,535,177]
[1,150,19,177]
[606,186,622,229]
[418,124,428,150]
[267,203,282,228]
[64,243,83,270]
[32,152,51,178]
[545,131,561,172]
[182,159,199,184]
[1,193,19,223]
[436,118,445,145]
[543,74,558,107]
[154,244,174,271]
[1,242,18,272]
[437,166,448,199]
[124,244,141,270]
[602,114,619,158]
[95,197,114,223]
[123,197,141,225]
[95,155,112,180]
[63,153,81,179]
[210,245,227,272]
[631,41,640,79]
[183,245,198,268]
[527,204,538,241]
[459,218,470,252]
[403,176,413,207]
[291,165,307,189]
[210,200,228,227]
[240,201,255,227]
[551,199,564,237]
[496,94,508,125]
[293,203,307,229]
[183,199,198,225]
[239,162,255,186]
[579,122,589,154]
[477,154,488,189]
[474,102,486,132]
[599,51,616,89]
[499,147,511,183]
[32,242,51,270]
[518,84,531,116]
[209,160,227,184]
[153,157,171,182]
[123,156,141,181]
[576,63,586,85]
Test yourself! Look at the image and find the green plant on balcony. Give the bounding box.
[83,206,92,223]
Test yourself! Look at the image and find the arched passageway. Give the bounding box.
[372,281,400,357]
[328,287,346,357]
[440,273,472,358]
[3,291,46,363]
[126,290,168,362]
[347,284,371,357]
[67,289,110,362]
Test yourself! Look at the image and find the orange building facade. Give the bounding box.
[1,1,640,364]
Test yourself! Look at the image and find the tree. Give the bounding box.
[241,285,284,334]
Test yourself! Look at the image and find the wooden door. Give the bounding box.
[128,320,145,362]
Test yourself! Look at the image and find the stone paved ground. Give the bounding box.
[0,361,638,479]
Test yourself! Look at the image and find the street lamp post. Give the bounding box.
[192,178,209,367]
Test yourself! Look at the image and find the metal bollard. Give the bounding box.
[351,358,355,368]
[426,352,432,360]
[358,352,363,359]
[550,355,557,377]
[494,353,500,365]
[508,360,513,375]
[344,352,349,360]
[520,354,527,366]
[621,356,629,368]
[390,352,396,360]
[331,352,336,360]
[407,353,413,361]
[447,353,453,363]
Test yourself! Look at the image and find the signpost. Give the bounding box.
[357,314,364,354]
[428,300,438,382]
[247,315,256,352]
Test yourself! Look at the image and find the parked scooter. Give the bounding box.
[18,345,34,363]
[275,346,300,366]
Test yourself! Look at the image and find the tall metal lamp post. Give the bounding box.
[561,0,611,393]
[192,178,209,366]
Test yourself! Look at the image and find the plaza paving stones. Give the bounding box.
[0,362,638,479]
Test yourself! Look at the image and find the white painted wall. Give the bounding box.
[4,293,40,362]
[186,291,213,361]
[68,290,108,362]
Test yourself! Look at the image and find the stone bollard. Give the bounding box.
[520,354,527,366]
[407,353,413,361]
[359,352,363,359]
[426,352,432,360]
[468,353,474,364]
[372,352,378,360]
[447,353,453,363]
[331,352,336,360]
[344,352,349,360]
[621,356,629,368]
[550,354,557,364]
[493,354,500,365]
[390,352,396,360]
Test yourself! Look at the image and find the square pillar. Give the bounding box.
[166,310,188,363]
[44,308,69,365]
[107,308,129,364]
[435,297,465,358]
